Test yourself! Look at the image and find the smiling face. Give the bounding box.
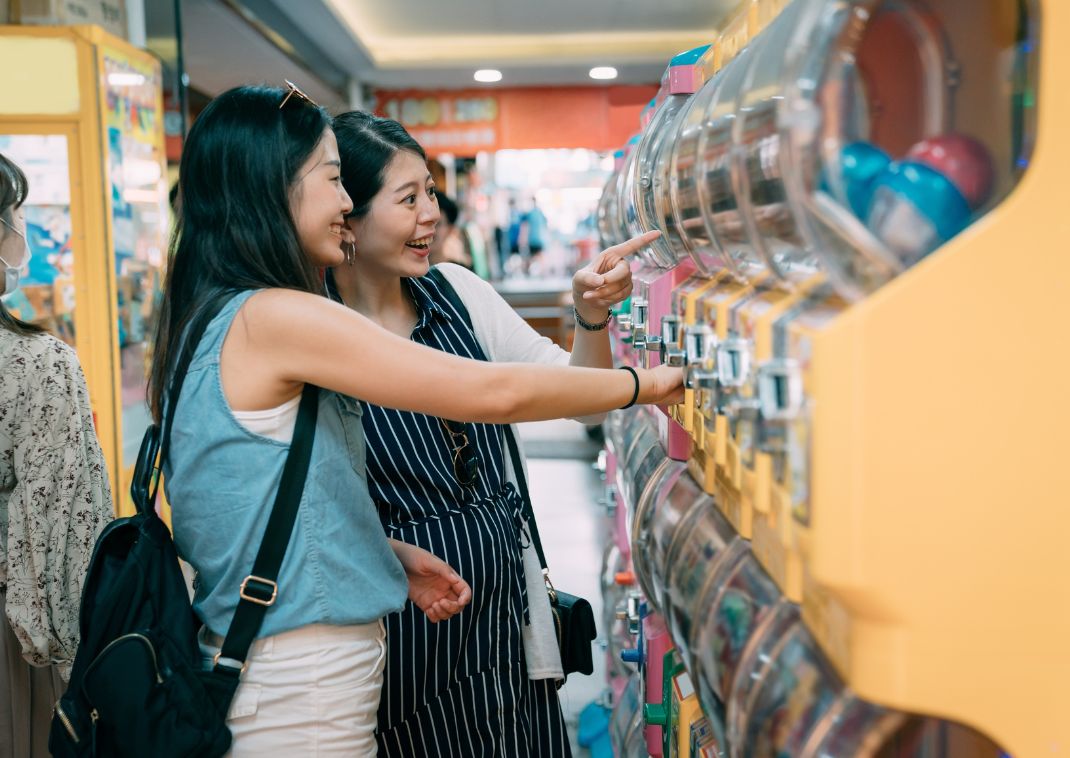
[346,149,440,279]
[291,129,353,268]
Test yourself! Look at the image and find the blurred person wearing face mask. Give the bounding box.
[0,152,114,757]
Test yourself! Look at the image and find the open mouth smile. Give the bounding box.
[406,235,433,251]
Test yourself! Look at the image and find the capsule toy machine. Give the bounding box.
[611,134,645,368]
[645,647,707,758]
[622,45,724,464]
[1,25,169,516]
[624,43,717,372]
[715,0,1056,754]
[627,452,684,756]
[727,615,911,758]
[688,543,783,740]
[660,477,738,676]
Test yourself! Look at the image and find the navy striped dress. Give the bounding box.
[358,274,572,757]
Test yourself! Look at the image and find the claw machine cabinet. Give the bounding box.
[0,25,169,516]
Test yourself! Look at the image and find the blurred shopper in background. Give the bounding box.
[152,86,680,755]
[330,110,661,757]
[0,153,114,758]
[428,189,471,269]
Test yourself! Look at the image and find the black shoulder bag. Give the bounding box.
[425,267,598,681]
[51,295,320,758]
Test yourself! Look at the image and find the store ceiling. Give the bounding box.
[319,0,730,84]
[175,0,740,100]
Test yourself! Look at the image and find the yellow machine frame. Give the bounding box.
[1,25,168,516]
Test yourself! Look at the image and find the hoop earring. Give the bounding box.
[343,241,356,265]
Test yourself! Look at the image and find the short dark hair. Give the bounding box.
[434,190,459,226]
[0,152,43,337]
[149,85,331,421]
[332,111,426,220]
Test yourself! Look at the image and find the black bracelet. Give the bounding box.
[619,366,640,409]
[574,307,612,332]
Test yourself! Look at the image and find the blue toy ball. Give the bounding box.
[839,142,892,218]
[866,160,972,265]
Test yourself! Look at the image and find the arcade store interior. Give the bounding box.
[0,0,1063,756]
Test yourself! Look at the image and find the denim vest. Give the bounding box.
[164,290,407,637]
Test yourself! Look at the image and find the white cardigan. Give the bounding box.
[435,263,607,426]
[436,263,601,680]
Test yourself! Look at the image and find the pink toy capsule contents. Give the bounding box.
[907,133,996,209]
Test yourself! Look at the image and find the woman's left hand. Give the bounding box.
[572,230,661,322]
[390,540,473,623]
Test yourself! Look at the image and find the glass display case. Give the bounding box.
[630,461,687,612]
[0,26,169,515]
[730,617,839,758]
[692,546,782,712]
[664,500,739,671]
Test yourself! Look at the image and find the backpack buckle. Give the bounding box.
[239,575,278,606]
[212,651,248,676]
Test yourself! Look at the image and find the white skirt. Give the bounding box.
[199,621,387,757]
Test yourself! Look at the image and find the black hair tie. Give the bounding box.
[619,366,640,410]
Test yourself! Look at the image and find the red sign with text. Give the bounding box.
[375,85,657,156]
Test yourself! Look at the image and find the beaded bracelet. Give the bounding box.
[574,307,612,331]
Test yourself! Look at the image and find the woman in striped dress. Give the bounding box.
[329,111,658,755]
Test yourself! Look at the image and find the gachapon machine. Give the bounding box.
[622,45,722,462]
[1,25,169,516]
[690,544,782,725]
[694,0,1053,753]
[631,460,689,614]
[662,486,739,675]
[645,648,707,758]
[727,616,842,757]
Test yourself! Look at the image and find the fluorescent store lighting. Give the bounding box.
[588,66,618,80]
[474,69,503,83]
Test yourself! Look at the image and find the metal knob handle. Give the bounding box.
[757,359,804,422]
[717,335,753,389]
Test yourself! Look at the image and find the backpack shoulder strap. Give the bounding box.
[133,291,234,516]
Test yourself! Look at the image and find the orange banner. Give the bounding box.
[375,85,657,156]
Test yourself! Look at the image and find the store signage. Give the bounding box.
[379,93,501,153]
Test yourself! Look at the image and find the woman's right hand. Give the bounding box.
[638,364,686,406]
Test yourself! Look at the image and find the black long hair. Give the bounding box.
[148,85,331,422]
[0,153,43,337]
[332,111,426,220]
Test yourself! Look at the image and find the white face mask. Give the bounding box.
[0,216,30,296]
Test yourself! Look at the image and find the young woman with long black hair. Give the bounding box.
[152,85,681,755]
[328,110,653,756]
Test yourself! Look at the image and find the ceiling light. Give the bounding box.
[588,66,618,81]
[474,69,503,83]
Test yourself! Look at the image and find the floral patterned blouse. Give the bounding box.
[0,330,113,680]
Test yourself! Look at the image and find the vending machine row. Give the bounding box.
[595,0,1060,755]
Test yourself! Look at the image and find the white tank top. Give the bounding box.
[232,394,301,443]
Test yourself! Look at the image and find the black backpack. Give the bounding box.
[50,295,319,757]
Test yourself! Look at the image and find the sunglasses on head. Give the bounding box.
[278,79,317,110]
[439,419,480,488]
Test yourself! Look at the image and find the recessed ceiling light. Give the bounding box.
[474,69,503,83]
[588,66,618,81]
